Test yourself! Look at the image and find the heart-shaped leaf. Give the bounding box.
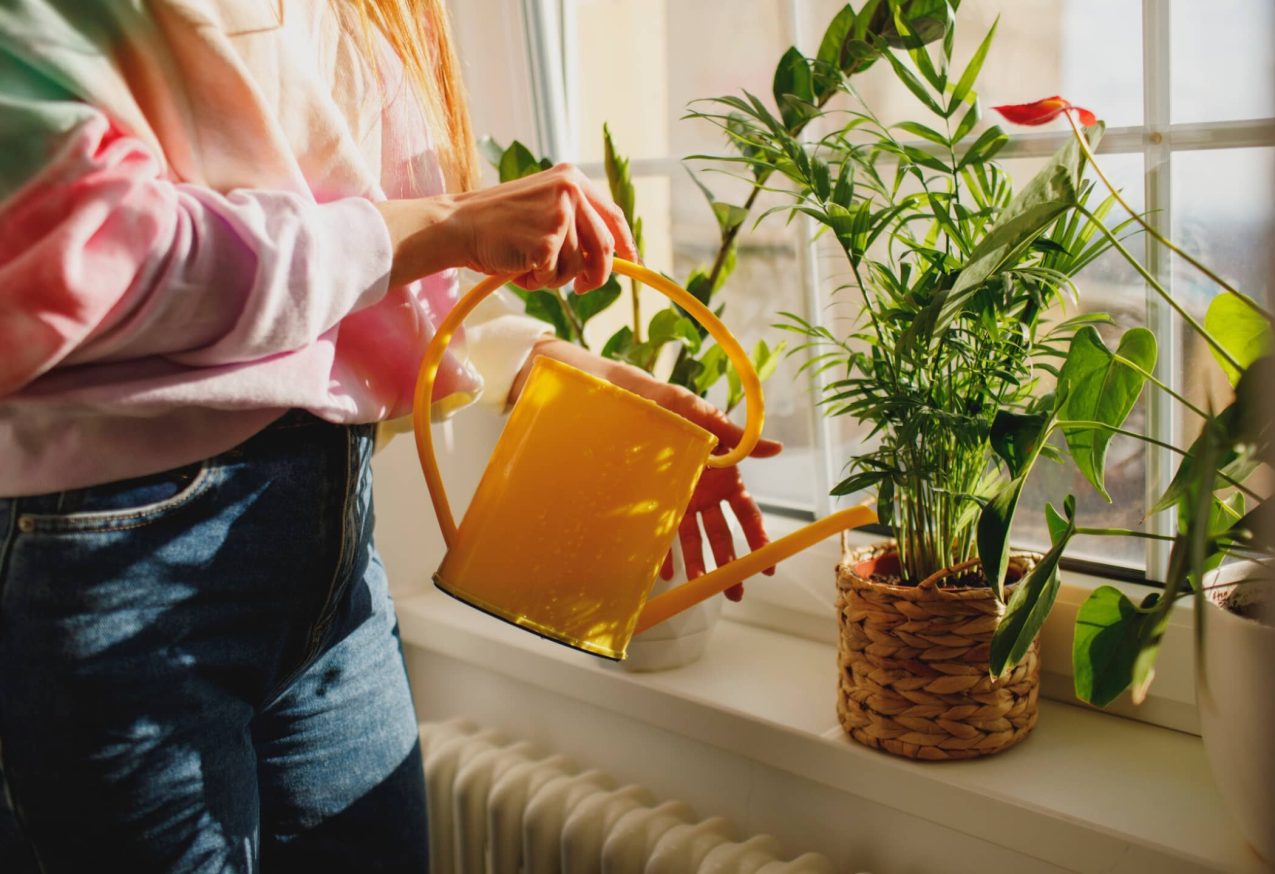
[1057,326,1157,500]
[990,496,1076,679]
[1203,291,1273,385]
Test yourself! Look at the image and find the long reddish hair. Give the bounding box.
[345,0,479,191]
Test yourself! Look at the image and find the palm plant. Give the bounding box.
[691,4,1133,586]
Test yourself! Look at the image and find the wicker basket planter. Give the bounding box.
[836,541,1042,761]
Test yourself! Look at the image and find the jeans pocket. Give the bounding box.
[16,461,217,535]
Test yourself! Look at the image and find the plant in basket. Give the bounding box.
[692,3,1141,759]
[478,128,789,670]
[983,96,1274,860]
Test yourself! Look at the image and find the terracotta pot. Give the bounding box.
[1199,561,1275,863]
[835,541,1041,761]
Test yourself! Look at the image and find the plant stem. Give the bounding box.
[554,289,588,350]
[1054,418,1261,500]
[1064,111,1274,322]
[1078,205,1243,373]
[1111,353,1209,421]
[630,278,642,343]
[1075,526,1175,541]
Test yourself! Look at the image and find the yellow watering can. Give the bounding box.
[413,258,875,660]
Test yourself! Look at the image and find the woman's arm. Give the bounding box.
[374,163,637,291]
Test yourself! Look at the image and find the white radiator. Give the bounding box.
[419,720,841,874]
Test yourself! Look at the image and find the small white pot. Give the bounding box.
[1198,561,1275,864]
[618,540,723,672]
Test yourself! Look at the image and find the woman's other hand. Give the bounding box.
[376,164,637,291]
[524,339,781,599]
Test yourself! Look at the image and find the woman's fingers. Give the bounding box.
[728,491,774,576]
[701,504,736,568]
[678,515,706,580]
[573,198,613,293]
[658,388,783,458]
[577,173,638,262]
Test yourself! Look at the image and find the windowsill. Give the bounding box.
[723,512,1202,734]
[396,588,1263,873]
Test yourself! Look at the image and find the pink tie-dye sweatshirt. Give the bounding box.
[0,0,547,495]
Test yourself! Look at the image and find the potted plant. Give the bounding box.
[692,4,1141,759]
[980,96,1274,860]
[478,128,787,671]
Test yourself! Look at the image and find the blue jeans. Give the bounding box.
[0,412,428,872]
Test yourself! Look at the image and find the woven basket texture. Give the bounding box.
[836,541,1042,761]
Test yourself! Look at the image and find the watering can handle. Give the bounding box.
[413,258,765,547]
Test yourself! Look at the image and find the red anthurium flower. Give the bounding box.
[992,96,1098,127]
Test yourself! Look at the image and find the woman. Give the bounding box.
[0,1,778,871]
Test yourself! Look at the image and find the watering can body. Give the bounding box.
[415,260,874,659]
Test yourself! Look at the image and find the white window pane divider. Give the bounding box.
[787,0,838,519]
[1143,0,1177,581]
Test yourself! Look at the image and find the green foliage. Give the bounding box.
[1203,290,1273,385]
[1072,585,1166,708]
[706,7,1126,583]
[990,496,1075,679]
[482,135,785,403]
[1055,326,1156,500]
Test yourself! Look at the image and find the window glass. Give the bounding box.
[1171,0,1275,124]
[1173,147,1275,515]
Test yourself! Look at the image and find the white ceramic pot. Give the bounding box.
[618,540,723,672]
[1198,561,1275,864]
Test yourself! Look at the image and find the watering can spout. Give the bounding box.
[633,504,877,635]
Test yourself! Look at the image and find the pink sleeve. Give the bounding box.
[0,112,393,397]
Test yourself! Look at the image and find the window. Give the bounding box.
[524,0,1275,583]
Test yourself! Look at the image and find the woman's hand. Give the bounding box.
[523,338,781,599]
[375,164,638,291]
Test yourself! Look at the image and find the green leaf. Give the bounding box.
[1203,291,1273,385]
[978,474,1029,601]
[831,469,889,497]
[567,274,622,329]
[692,344,730,395]
[989,411,1051,479]
[895,121,949,148]
[815,4,858,95]
[989,496,1076,679]
[523,289,572,340]
[603,124,644,256]
[1057,326,1157,500]
[1151,359,1271,513]
[498,140,547,182]
[956,124,1008,170]
[947,18,996,115]
[647,308,702,354]
[875,44,944,116]
[977,410,1054,599]
[929,124,1105,338]
[1073,586,1163,707]
[601,326,634,361]
[951,101,980,142]
[773,46,816,130]
[751,338,787,383]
